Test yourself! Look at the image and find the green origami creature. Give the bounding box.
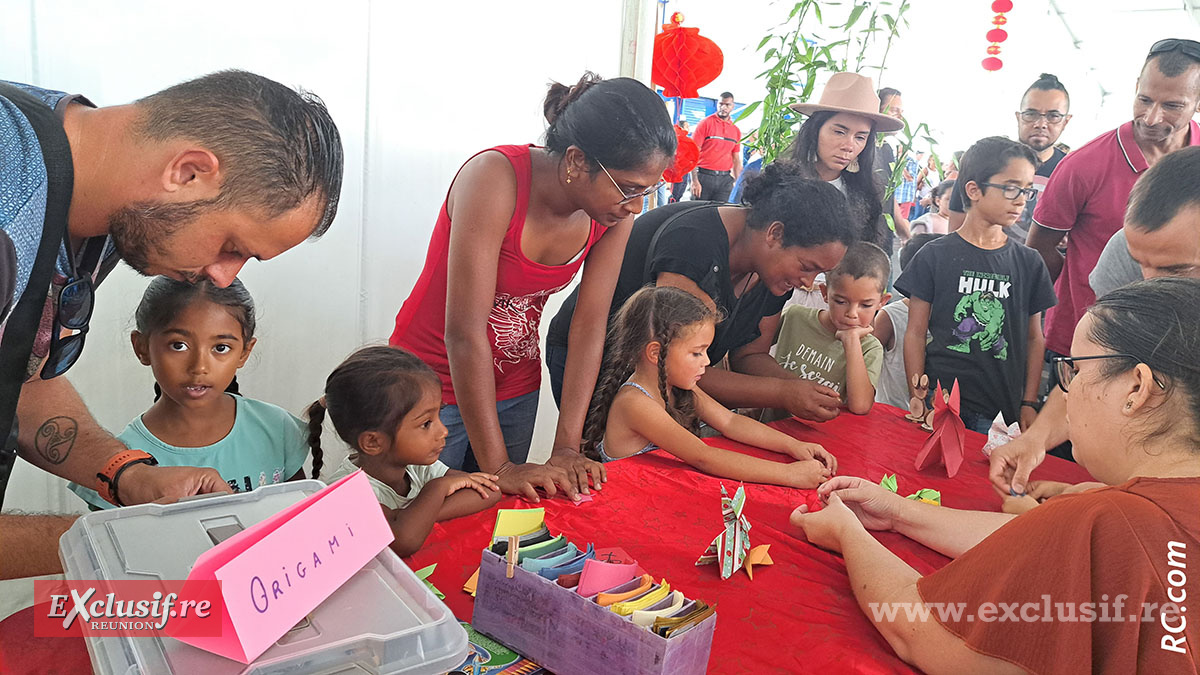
[880,474,941,505]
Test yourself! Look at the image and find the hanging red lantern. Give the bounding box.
[983,1,1011,71]
[663,126,700,182]
[652,14,724,99]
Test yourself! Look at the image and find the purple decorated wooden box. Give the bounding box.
[472,550,716,675]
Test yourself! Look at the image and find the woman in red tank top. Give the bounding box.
[390,74,675,501]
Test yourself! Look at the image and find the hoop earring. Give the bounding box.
[846,158,860,173]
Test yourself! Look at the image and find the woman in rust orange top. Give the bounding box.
[792,277,1200,674]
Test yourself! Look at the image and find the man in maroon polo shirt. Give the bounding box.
[690,92,741,202]
[1027,38,1200,364]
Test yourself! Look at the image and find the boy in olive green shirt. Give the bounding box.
[773,242,891,414]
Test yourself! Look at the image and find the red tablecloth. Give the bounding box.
[0,406,1091,674]
[408,406,1092,674]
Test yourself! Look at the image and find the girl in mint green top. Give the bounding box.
[70,277,308,509]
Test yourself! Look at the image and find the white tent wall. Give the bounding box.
[0,0,623,516]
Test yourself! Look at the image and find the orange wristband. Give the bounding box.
[95,450,157,506]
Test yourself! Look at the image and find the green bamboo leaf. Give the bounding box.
[845,3,866,29]
[735,100,762,122]
[758,35,773,50]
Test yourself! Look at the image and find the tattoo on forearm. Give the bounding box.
[35,416,77,465]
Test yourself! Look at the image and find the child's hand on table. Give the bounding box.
[782,459,833,489]
[785,440,838,474]
[435,473,500,500]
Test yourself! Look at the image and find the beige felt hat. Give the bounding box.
[788,72,905,132]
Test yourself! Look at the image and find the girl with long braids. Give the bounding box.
[582,286,837,488]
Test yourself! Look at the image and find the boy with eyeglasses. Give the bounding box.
[895,137,1057,435]
[947,73,1072,244]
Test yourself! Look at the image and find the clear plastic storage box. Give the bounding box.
[58,480,467,675]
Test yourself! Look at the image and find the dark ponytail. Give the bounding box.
[311,346,441,463]
[1086,277,1200,447]
[305,399,326,480]
[543,72,676,172]
[741,160,857,249]
[1023,73,1070,108]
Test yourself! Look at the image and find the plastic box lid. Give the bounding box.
[59,480,467,675]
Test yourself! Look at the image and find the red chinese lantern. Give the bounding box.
[982,1,1012,71]
[663,126,700,182]
[652,13,724,99]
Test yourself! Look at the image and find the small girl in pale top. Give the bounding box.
[307,346,501,557]
[582,286,837,488]
[69,277,309,509]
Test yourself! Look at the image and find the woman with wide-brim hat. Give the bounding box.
[785,72,904,250]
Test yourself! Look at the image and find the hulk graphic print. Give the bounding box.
[947,273,1010,359]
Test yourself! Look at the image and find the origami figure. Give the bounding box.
[879,474,942,506]
[914,380,966,478]
[697,484,763,580]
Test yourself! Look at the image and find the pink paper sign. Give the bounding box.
[169,471,393,663]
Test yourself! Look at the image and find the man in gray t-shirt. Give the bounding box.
[1090,147,1200,298]
[1089,230,1142,298]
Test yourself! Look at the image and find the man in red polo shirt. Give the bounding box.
[1028,38,1200,363]
[690,92,741,202]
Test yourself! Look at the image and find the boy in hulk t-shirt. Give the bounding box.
[773,242,890,416]
[896,137,1056,434]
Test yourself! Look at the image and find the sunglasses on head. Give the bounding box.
[1147,39,1200,62]
[40,244,96,380]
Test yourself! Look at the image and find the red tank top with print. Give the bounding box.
[390,145,607,405]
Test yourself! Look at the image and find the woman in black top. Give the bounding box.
[547,161,858,421]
